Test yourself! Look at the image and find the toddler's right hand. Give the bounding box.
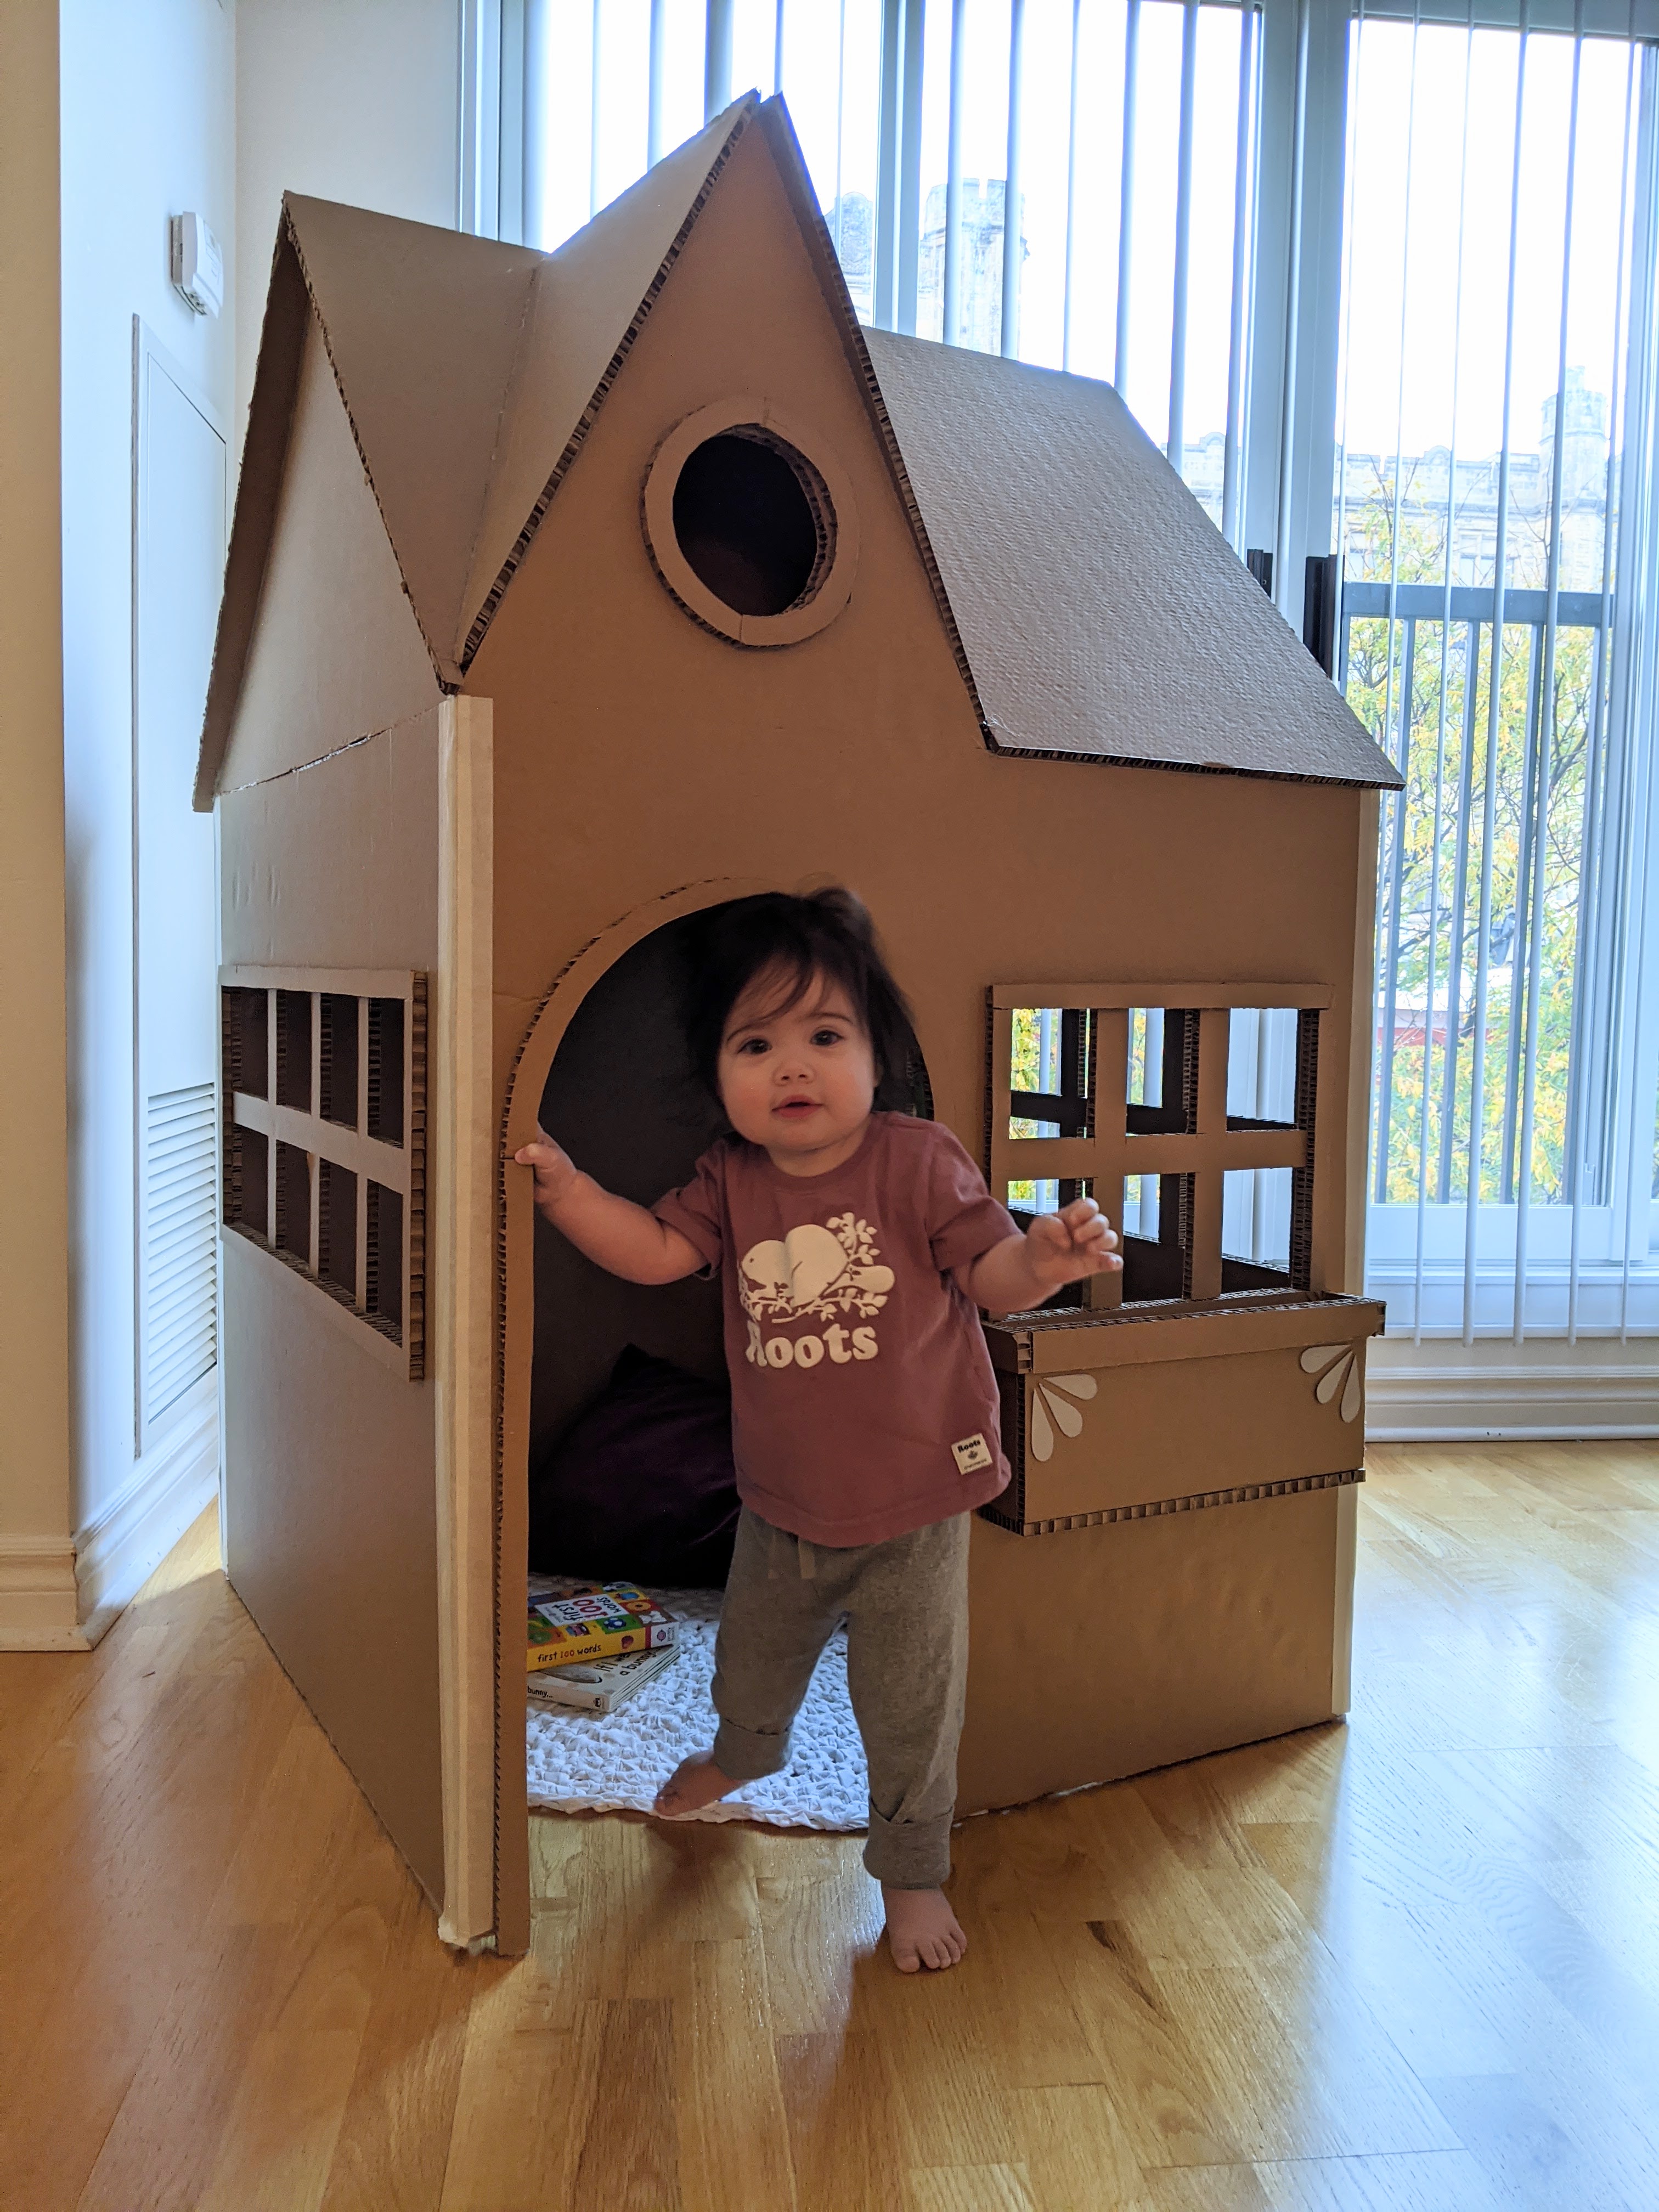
[513,1125,578,1215]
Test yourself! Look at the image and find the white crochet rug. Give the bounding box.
[524,1586,870,1831]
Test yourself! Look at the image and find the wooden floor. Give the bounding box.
[4,1445,1659,2210]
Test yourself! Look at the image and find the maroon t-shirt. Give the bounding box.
[652,1113,1017,1544]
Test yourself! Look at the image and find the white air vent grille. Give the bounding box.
[143,1083,218,1426]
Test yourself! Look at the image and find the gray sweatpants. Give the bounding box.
[709,1505,970,1889]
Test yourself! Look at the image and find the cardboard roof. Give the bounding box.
[197,91,1398,808]
[195,99,755,806]
[864,331,1400,788]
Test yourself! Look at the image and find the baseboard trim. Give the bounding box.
[0,1537,91,1650]
[1368,1424,1659,1442]
[72,1398,219,1646]
[1365,1360,1659,1443]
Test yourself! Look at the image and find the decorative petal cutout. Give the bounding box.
[1341,1358,1362,1424]
[1047,1373,1098,1401]
[1316,1352,1353,1406]
[1029,1391,1054,1463]
[1041,1386,1085,1440]
[1300,1344,1348,1375]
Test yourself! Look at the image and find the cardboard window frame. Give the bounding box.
[641,397,860,648]
[987,983,1330,1310]
[219,964,427,1378]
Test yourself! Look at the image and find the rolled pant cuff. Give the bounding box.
[712,1716,789,1783]
[862,1806,954,1889]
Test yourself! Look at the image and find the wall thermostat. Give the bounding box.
[170,212,223,319]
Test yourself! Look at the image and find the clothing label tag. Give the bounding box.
[952,1433,994,1475]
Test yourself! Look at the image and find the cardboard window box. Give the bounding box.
[983,1290,1384,1533]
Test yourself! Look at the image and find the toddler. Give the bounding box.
[515,889,1120,1972]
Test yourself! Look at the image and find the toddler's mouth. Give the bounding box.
[774,1098,822,1119]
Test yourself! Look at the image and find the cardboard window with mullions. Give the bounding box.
[989,985,1322,1310]
[219,967,427,1378]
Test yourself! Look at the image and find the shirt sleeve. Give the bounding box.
[650,1145,726,1276]
[924,1125,1019,1282]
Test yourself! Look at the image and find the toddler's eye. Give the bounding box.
[810,1028,844,1047]
[736,1036,769,1056]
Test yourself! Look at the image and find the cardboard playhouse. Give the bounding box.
[194,94,1398,1954]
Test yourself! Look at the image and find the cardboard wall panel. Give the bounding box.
[219,311,441,793]
[218,707,449,1911]
[222,1232,444,1898]
[957,1487,1342,1813]
[221,710,441,972]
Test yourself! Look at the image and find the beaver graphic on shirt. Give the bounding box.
[650,1114,1014,1539]
[738,1215,896,1368]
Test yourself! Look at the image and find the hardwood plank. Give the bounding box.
[777,2030,909,2210]
[1415,2072,1640,2211]
[673,1934,798,2212]
[757,1832,884,2038]
[568,1997,684,2207]
[948,1898,1107,2089]
[1139,2166,1277,2212]
[1143,2153,1503,2212]
[315,1873,485,2212]
[1011,2083,1153,2210]
[2,1545,301,2209]
[436,2011,595,2211]
[75,1710,393,2212]
[1050,1917,1248,2168]
[905,2160,1037,2211]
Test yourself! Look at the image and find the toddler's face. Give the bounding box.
[718,966,877,1172]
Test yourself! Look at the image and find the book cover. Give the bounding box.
[527,1581,678,1672]
[526,1642,678,1714]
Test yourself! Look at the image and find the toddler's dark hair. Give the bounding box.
[681,888,920,1109]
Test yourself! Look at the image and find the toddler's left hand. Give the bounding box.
[1025,1197,1122,1290]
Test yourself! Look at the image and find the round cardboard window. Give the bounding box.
[642,400,859,647]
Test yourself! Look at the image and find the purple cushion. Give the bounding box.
[529,1344,740,1587]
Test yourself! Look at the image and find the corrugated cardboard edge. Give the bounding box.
[452,91,996,763]
[863,329,1403,792]
[456,100,759,672]
[748,107,1402,793]
[433,698,500,1950]
[281,201,461,692]
[980,1464,1366,1538]
[193,205,463,811]
[747,101,998,751]
[193,227,311,810]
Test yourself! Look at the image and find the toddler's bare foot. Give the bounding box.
[883,1885,967,1973]
[653,1752,739,1818]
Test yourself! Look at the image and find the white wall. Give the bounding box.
[235,0,461,436]
[0,1,77,1647]
[46,0,463,1643]
[58,0,236,1630]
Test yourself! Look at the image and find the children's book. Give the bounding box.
[526,1641,678,1714]
[527,1580,678,1672]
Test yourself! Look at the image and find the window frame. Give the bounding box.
[219,963,427,1380]
[986,979,1328,1310]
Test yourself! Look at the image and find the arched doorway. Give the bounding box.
[494,880,932,1938]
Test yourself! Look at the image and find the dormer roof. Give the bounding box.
[195,94,1398,808]
[865,332,1398,787]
